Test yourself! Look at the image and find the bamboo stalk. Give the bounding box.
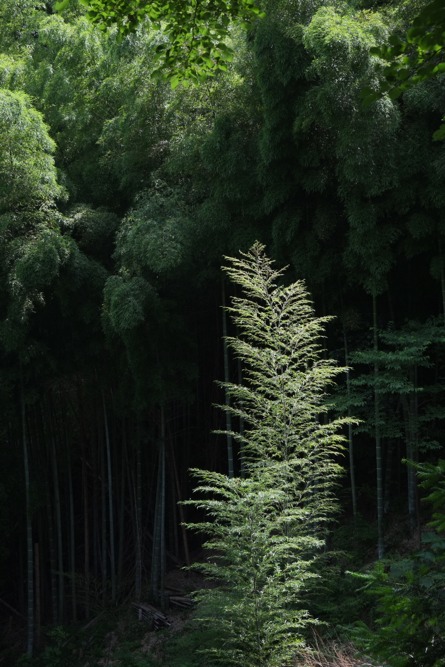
[20,366,34,657]
[373,294,384,560]
[222,278,234,478]
[82,453,90,619]
[103,391,116,602]
[135,422,142,602]
[67,438,76,621]
[34,542,40,649]
[343,330,357,519]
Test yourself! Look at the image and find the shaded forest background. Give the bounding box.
[1,0,445,662]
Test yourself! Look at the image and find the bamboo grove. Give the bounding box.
[1,0,445,662]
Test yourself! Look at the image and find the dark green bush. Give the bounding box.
[352,458,445,667]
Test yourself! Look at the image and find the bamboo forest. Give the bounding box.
[1,0,445,665]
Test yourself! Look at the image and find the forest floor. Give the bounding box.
[1,567,382,666]
[70,608,379,667]
[1,595,380,667]
[0,544,390,667]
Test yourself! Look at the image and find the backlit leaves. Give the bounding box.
[365,0,445,140]
[0,89,64,211]
[56,0,265,82]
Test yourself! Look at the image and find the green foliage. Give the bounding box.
[64,204,119,256]
[25,610,159,667]
[32,626,78,667]
[187,474,318,666]
[185,243,351,666]
[102,181,197,408]
[0,208,73,352]
[342,319,445,448]
[0,54,27,89]
[98,74,171,199]
[220,244,349,485]
[410,458,445,532]
[351,458,445,667]
[56,0,265,83]
[353,532,445,667]
[367,0,445,140]
[0,89,64,211]
[114,185,188,276]
[0,0,45,55]
[373,0,445,91]
[1,0,445,656]
[307,516,379,630]
[246,1,403,294]
[13,226,71,293]
[164,620,221,667]
[113,644,158,666]
[23,14,117,203]
[103,274,156,335]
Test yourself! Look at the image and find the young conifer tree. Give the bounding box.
[186,243,351,667]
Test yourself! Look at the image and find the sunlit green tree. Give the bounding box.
[186,243,351,666]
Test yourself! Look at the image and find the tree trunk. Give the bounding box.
[383,440,394,514]
[169,433,190,566]
[134,422,143,602]
[48,501,58,624]
[34,542,40,650]
[82,452,90,619]
[67,441,76,621]
[50,428,64,622]
[102,391,116,602]
[117,421,127,600]
[100,427,107,602]
[403,374,419,534]
[151,406,166,608]
[438,238,445,326]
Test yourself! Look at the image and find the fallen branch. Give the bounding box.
[132,602,170,630]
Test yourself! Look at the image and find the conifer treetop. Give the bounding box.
[219,242,351,472]
[184,242,354,666]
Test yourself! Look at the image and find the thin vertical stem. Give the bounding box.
[222,277,234,478]
[82,454,90,619]
[117,421,127,599]
[135,423,142,602]
[404,371,419,535]
[67,440,76,621]
[439,238,445,326]
[159,408,166,609]
[100,429,107,601]
[50,430,64,621]
[343,330,357,519]
[169,431,190,565]
[373,293,384,559]
[34,542,40,650]
[150,407,167,608]
[103,392,116,602]
[21,367,34,657]
[237,356,246,477]
[383,440,394,514]
[48,502,58,624]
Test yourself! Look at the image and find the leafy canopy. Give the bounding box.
[0,89,64,211]
[55,0,265,84]
[367,0,445,140]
